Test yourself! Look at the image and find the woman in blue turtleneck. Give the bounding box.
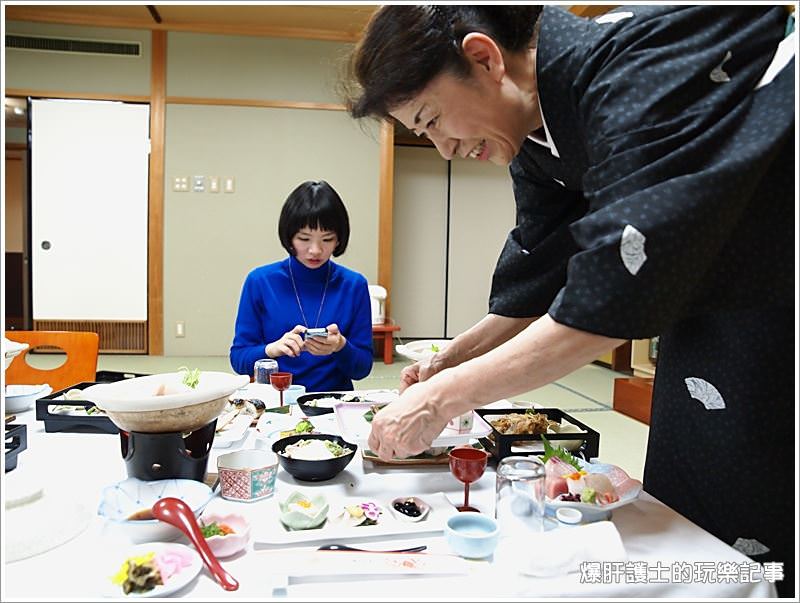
[230,180,373,392]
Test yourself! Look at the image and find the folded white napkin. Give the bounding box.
[496,521,627,578]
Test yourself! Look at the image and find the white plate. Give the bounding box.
[254,492,456,545]
[546,460,642,522]
[394,340,450,362]
[334,402,491,447]
[212,413,252,448]
[103,542,201,598]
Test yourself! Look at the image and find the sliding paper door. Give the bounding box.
[31,99,150,349]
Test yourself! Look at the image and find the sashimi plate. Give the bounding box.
[546,460,642,522]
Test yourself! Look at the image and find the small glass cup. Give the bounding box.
[254,358,279,384]
[495,456,546,537]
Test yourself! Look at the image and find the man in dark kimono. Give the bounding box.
[347,6,795,596]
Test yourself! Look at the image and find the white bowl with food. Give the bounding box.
[97,477,214,543]
[198,512,250,557]
[4,383,52,414]
[394,339,450,362]
[82,370,249,433]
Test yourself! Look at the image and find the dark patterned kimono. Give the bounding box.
[488,6,795,596]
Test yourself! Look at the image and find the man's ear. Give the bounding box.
[461,32,506,82]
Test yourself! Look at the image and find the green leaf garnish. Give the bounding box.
[541,435,582,471]
[363,404,387,423]
[430,344,440,353]
[200,522,224,538]
[323,440,347,457]
[178,366,201,389]
[295,419,314,434]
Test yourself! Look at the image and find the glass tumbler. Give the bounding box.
[254,358,279,384]
[495,456,546,536]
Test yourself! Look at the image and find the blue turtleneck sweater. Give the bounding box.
[230,256,373,392]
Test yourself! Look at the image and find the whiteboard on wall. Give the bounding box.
[31,99,149,320]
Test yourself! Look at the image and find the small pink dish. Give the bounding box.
[198,512,250,558]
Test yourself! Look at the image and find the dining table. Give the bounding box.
[2,389,778,599]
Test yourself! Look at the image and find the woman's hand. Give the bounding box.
[399,363,422,392]
[265,325,305,358]
[399,354,451,392]
[304,323,346,356]
[367,381,450,460]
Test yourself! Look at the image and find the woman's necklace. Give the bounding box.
[288,260,331,329]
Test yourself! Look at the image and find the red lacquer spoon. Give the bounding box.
[151,497,239,591]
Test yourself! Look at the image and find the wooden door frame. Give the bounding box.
[4,144,31,331]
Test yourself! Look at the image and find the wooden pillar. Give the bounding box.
[377,120,395,318]
[147,30,166,355]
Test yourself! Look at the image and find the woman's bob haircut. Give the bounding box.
[278,180,350,257]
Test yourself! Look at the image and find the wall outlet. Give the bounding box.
[175,321,185,337]
[192,175,205,192]
[173,176,189,192]
[224,177,235,193]
[209,176,220,193]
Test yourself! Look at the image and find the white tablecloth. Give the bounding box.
[3,396,777,599]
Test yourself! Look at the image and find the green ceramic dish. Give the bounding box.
[278,491,329,530]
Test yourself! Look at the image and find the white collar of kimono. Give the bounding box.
[527,104,560,158]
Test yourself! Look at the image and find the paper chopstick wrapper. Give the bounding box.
[257,550,474,576]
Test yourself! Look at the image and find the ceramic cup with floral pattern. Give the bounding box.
[217,449,278,502]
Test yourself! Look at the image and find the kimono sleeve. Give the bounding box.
[547,6,794,339]
[489,154,588,317]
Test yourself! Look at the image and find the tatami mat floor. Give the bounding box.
[86,352,649,480]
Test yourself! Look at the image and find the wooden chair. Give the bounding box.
[4,330,99,392]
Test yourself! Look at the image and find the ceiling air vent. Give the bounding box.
[5,34,141,57]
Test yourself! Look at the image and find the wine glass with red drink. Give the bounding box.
[448,446,489,512]
[269,372,292,407]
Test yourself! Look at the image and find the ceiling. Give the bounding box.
[4,4,380,129]
[4,5,613,41]
[4,5,611,130]
[4,4,380,42]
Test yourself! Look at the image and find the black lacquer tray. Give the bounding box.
[475,407,600,462]
[35,370,149,434]
[5,423,27,472]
